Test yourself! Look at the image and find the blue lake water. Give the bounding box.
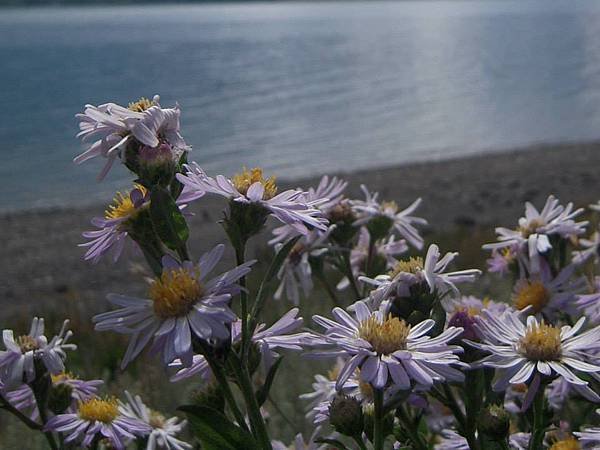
[2,0,600,211]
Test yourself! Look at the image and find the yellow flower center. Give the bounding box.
[380,201,398,214]
[128,97,156,112]
[51,372,75,384]
[149,267,204,319]
[104,185,147,221]
[389,257,424,278]
[518,322,562,361]
[231,167,277,200]
[148,410,166,429]
[518,219,545,238]
[16,335,39,353]
[78,397,119,423]
[513,280,550,313]
[358,314,411,355]
[549,437,580,450]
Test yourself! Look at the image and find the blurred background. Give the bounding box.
[2,0,600,447]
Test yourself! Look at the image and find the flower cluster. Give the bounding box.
[8,94,600,450]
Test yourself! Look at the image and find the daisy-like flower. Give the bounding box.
[119,391,191,450]
[351,185,427,249]
[469,309,600,410]
[75,95,189,180]
[310,301,466,391]
[93,245,253,368]
[510,265,585,319]
[176,164,328,234]
[576,276,600,324]
[360,244,481,310]
[271,427,325,450]
[483,195,587,274]
[575,409,600,447]
[337,227,408,291]
[80,185,148,264]
[44,396,151,450]
[0,318,76,388]
[446,296,510,341]
[487,246,520,276]
[170,308,310,381]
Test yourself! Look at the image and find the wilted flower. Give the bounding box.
[0,318,76,388]
[119,391,191,449]
[93,245,253,368]
[75,95,189,180]
[310,301,465,390]
[469,309,600,410]
[483,195,587,274]
[45,396,150,449]
[351,185,426,248]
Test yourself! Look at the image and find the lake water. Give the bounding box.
[2,0,600,211]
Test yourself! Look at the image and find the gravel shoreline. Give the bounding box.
[2,140,600,319]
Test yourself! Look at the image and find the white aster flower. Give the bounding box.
[0,318,76,388]
[75,95,189,180]
[310,301,466,391]
[470,309,600,410]
[483,195,587,274]
[351,185,427,249]
[93,245,253,368]
[119,391,191,450]
[177,164,328,234]
[45,396,150,450]
[360,244,481,310]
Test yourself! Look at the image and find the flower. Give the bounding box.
[75,95,189,180]
[434,430,529,450]
[573,230,600,264]
[44,396,151,450]
[360,244,481,310]
[510,265,585,319]
[80,185,148,264]
[119,391,191,450]
[351,185,427,248]
[483,195,587,274]
[0,318,76,388]
[93,245,253,368]
[176,164,328,234]
[271,427,325,450]
[445,296,509,341]
[170,308,310,381]
[337,227,408,291]
[310,301,466,390]
[469,309,600,410]
[487,247,519,276]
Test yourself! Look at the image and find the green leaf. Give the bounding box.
[249,236,301,326]
[150,186,189,251]
[178,405,259,450]
[256,357,284,406]
[314,437,349,449]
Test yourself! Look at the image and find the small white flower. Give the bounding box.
[351,185,427,249]
[119,391,191,450]
[470,309,600,410]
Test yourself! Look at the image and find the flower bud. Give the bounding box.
[327,200,358,245]
[448,310,479,341]
[328,394,364,437]
[47,382,74,414]
[479,404,510,441]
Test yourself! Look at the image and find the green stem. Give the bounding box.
[230,355,272,449]
[32,378,59,450]
[528,386,546,450]
[439,384,467,431]
[202,352,249,432]
[373,388,384,450]
[396,405,427,450]
[314,270,340,307]
[235,242,250,364]
[341,252,361,301]
[353,435,368,450]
